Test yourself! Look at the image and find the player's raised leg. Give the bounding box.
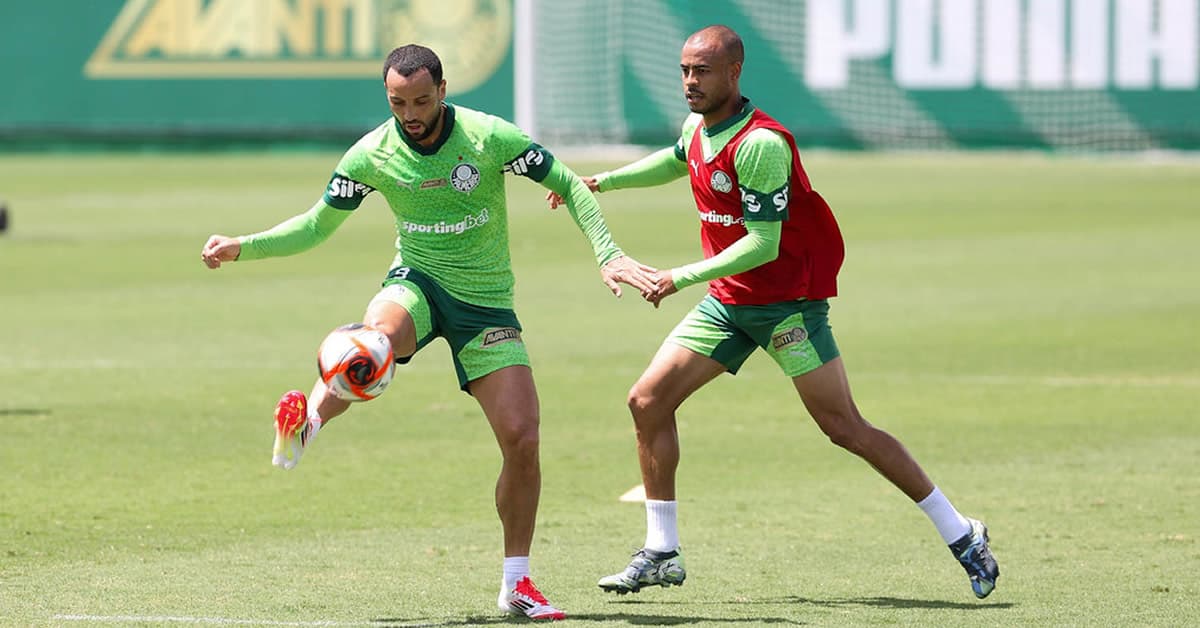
[272,291,418,470]
[599,342,725,594]
[792,356,999,597]
[271,384,335,470]
[470,365,564,620]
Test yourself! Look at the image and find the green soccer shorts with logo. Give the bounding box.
[371,266,529,391]
[665,294,840,377]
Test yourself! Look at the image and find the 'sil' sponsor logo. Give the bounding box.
[482,327,521,348]
[328,176,375,199]
[504,147,546,176]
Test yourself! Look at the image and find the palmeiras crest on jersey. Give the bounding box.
[451,162,481,192]
[710,170,733,193]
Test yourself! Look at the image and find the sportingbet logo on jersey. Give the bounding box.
[403,209,490,235]
[698,209,744,227]
[325,175,375,209]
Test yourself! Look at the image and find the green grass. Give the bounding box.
[1,151,1198,626]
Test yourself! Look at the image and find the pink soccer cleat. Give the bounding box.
[271,390,309,470]
[498,576,566,621]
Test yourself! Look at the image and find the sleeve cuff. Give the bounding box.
[594,172,613,193]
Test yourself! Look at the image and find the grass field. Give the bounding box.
[1,151,1197,627]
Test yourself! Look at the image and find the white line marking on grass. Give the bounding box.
[1037,375,1200,388]
[53,615,438,627]
[618,484,646,503]
[860,373,1200,389]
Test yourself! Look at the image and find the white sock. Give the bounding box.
[303,411,323,444]
[644,499,679,552]
[502,556,530,592]
[917,486,971,544]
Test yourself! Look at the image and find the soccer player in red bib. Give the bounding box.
[550,25,999,600]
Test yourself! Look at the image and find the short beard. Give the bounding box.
[402,104,443,142]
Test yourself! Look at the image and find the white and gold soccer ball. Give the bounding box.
[317,323,396,402]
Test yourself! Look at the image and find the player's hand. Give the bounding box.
[201,235,241,269]
[545,175,600,210]
[579,176,600,192]
[646,269,679,308]
[600,255,657,298]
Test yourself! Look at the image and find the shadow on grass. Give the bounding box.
[745,595,1014,610]
[370,614,802,626]
[0,408,50,417]
[369,594,1012,625]
[599,595,1011,611]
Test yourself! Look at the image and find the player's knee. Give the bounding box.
[363,314,414,358]
[627,383,661,419]
[817,414,870,455]
[627,385,678,439]
[363,313,396,339]
[495,418,541,461]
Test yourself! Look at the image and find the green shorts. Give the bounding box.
[371,266,529,391]
[666,295,840,377]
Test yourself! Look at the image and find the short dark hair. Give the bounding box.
[382,45,443,83]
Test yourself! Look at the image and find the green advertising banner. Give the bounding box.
[3,0,1198,151]
[526,0,1200,151]
[0,0,514,147]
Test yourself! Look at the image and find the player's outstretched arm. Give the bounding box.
[545,147,687,209]
[538,159,658,297]
[201,235,242,269]
[646,221,782,307]
[546,176,598,209]
[199,200,352,270]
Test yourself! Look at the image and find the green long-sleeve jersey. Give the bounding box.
[239,103,623,308]
[593,103,790,291]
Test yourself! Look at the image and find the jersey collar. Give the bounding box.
[703,97,753,137]
[395,102,457,155]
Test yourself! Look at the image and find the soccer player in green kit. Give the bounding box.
[201,44,656,620]
[549,25,999,600]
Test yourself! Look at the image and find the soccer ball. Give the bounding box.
[317,323,396,402]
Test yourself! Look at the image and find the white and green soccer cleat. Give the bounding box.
[598,548,686,594]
